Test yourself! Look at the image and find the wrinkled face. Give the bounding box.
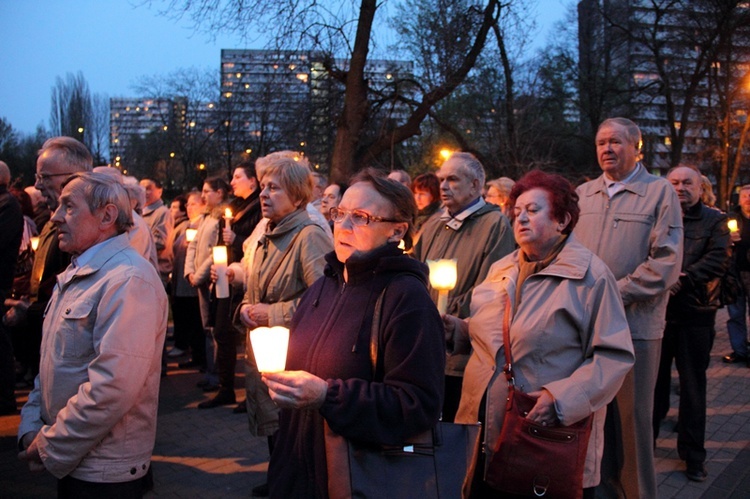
[231,167,257,199]
[50,178,107,255]
[201,183,224,210]
[140,179,162,206]
[259,173,300,224]
[321,184,342,218]
[35,149,76,211]
[513,188,566,259]
[437,158,480,214]
[667,167,702,210]
[334,182,406,264]
[595,123,639,181]
[186,194,205,220]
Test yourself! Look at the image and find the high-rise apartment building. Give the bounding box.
[578,0,750,174]
[220,49,414,169]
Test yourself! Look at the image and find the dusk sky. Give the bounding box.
[0,0,570,136]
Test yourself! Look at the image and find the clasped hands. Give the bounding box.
[18,431,45,472]
[441,313,559,426]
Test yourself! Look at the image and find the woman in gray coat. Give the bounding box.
[446,170,635,497]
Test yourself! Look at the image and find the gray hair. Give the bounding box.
[63,172,134,233]
[447,152,486,186]
[486,177,515,197]
[598,118,642,150]
[38,136,93,172]
[256,151,311,179]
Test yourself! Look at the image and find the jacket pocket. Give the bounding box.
[56,300,95,359]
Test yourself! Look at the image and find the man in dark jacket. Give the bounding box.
[0,160,24,414]
[653,165,730,482]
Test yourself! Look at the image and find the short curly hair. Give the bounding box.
[508,170,580,234]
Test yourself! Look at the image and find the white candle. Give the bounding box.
[250,326,290,372]
[185,228,197,242]
[224,208,233,230]
[30,236,40,251]
[427,259,458,315]
[212,245,230,299]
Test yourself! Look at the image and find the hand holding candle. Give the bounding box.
[250,326,290,372]
[427,259,458,315]
[212,245,230,299]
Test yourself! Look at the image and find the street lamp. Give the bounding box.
[439,148,454,160]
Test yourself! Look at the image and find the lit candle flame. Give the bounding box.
[427,259,458,315]
[250,326,290,372]
[185,228,197,242]
[30,236,40,251]
[729,219,739,233]
[427,259,458,291]
[224,208,233,230]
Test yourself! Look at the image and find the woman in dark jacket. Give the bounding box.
[262,169,445,498]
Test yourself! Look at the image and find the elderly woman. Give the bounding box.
[448,170,634,497]
[261,169,445,498]
[235,153,332,496]
[485,177,515,220]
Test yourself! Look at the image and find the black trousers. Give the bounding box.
[172,296,206,365]
[653,318,715,465]
[57,472,150,499]
[212,297,236,392]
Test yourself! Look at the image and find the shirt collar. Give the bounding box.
[439,197,485,230]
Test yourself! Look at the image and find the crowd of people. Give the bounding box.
[0,115,742,498]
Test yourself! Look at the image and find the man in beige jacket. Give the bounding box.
[573,118,683,499]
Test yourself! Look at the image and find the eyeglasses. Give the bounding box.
[35,172,77,183]
[330,207,400,226]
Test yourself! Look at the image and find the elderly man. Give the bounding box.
[0,161,24,414]
[17,172,167,498]
[652,165,729,482]
[574,117,683,499]
[140,178,173,284]
[4,139,94,393]
[412,152,514,422]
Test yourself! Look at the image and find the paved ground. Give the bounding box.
[2,308,750,498]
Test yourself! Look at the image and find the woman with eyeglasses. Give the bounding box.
[261,168,445,498]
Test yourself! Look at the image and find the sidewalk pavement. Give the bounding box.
[2,308,750,498]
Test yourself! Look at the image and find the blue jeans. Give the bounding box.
[727,272,750,357]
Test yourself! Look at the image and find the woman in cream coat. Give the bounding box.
[447,170,635,497]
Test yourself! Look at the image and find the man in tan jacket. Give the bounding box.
[573,118,683,498]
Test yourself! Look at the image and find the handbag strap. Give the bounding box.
[369,280,391,379]
[501,295,514,387]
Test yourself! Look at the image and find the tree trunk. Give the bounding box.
[329,0,377,183]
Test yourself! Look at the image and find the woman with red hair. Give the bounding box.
[446,170,635,497]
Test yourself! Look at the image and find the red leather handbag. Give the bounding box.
[485,297,592,499]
